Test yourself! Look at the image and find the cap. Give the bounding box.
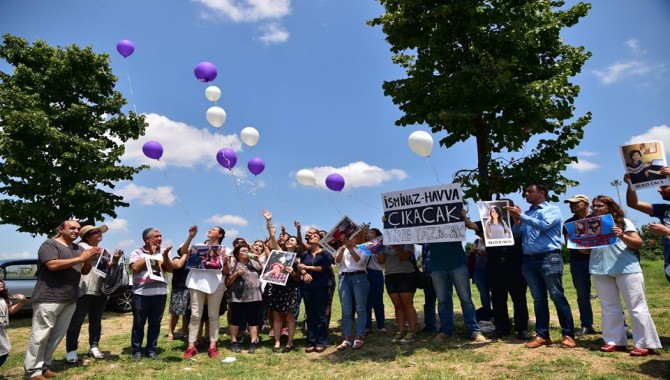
[564,194,590,204]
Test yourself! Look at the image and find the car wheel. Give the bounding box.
[110,288,133,313]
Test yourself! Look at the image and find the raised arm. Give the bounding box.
[625,173,654,216]
[261,209,280,250]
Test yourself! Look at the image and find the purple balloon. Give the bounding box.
[216,148,237,169]
[194,62,218,82]
[116,40,135,58]
[247,157,265,176]
[142,141,163,160]
[325,173,345,192]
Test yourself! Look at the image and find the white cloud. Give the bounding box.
[591,60,658,85]
[626,39,646,55]
[297,161,407,190]
[569,158,600,172]
[114,183,176,206]
[626,125,670,147]
[121,113,242,169]
[0,251,35,259]
[194,0,291,22]
[577,151,597,157]
[104,218,129,233]
[225,229,240,238]
[206,214,249,226]
[258,22,289,43]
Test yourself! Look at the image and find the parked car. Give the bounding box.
[0,258,133,313]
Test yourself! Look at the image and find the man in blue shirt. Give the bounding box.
[625,167,670,284]
[505,183,575,349]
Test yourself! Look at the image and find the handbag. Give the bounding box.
[408,253,430,290]
[101,254,129,297]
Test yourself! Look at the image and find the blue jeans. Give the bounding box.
[473,266,491,312]
[131,294,166,355]
[430,265,480,336]
[522,253,575,339]
[365,269,386,330]
[570,258,593,328]
[339,273,370,337]
[423,275,437,331]
[303,286,329,348]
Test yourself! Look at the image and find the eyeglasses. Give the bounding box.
[87,230,102,236]
[592,204,607,209]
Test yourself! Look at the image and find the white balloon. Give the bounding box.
[206,106,227,128]
[296,169,316,186]
[240,127,260,147]
[408,131,433,157]
[205,85,221,102]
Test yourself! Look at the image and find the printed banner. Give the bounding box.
[259,250,297,286]
[320,215,361,254]
[381,183,465,244]
[186,244,225,270]
[476,200,515,247]
[620,141,670,191]
[564,214,617,249]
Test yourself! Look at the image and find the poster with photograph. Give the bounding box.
[564,214,617,249]
[620,141,670,191]
[320,215,361,254]
[259,250,297,286]
[381,183,465,244]
[146,255,166,282]
[476,200,515,247]
[93,249,113,278]
[186,244,225,270]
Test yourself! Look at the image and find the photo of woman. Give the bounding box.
[484,205,512,240]
[626,150,648,184]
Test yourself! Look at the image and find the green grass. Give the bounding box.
[3,260,669,379]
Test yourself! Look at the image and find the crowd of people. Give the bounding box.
[1,172,668,379]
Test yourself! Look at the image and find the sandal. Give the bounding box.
[281,345,293,353]
[378,328,387,334]
[166,334,174,342]
[337,341,352,351]
[353,340,364,350]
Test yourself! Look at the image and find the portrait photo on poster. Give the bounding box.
[320,215,361,254]
[186,244,224,270]
[259,250,297,286]
[564,214,617,249]
[92,250,112,278]
[620,140,670,190]
[146,256,166,282]
[476,200,514,247]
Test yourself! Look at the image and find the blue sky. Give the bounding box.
[1,0,669,259]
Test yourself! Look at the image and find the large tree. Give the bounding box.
[369,0,592,200]
[0,35,146,236]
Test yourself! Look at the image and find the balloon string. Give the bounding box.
[159,168,197,225]
[427,156,442,184]
[347,194,380,210]
[229,169,248,221]
[325,192,345,217]
[251,145,287,208]
[122,60,141,133]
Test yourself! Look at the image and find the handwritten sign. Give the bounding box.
[381,184,465,244]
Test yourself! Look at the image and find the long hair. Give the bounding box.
[0,279,10,304]
[593,195,625,228]
[488,206,502,223]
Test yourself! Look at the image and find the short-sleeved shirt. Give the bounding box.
[299,250,333,289]
[337,246,368,274]
[228,260,262,302]
[652,204,670,265]
[563,214,593,263]
[427,241,466,272]
[32,239,83,303]
[589,218,642,275]
[0,299,10,356]
[130,247,168,296]
[381,245,415,275]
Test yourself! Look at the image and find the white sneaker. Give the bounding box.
[90,347,104,359]
[470,331,488,343]
[66,350,78,363]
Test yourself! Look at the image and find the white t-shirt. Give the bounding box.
[337,247,368,274]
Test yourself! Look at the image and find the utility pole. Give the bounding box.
[610,179,623,206]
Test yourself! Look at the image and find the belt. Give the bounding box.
[525,250,561,259]
[341,270,366,277]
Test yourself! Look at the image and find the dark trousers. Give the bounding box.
[365,269,386,330]
[423,275,437,331]
[570,258,594,328]
[303,286,329,348]
[131,294,166,355]
[486,258,529,334]
[66,294,108,351]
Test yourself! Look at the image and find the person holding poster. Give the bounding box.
[335,235,370,350]
[378,243,418,343]
[129,228,174,361]
[562,195,597,337]
[625,167,670,283]
[180,226,227,359]
[226,243,263,354]
[505,183,575,349]
[580,196,661,356]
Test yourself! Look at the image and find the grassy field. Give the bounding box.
[2,260,669,380]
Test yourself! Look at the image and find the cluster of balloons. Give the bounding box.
[295,169,345,192]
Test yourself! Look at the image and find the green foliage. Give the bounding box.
[369,1,592,200]
[0,34,147,236]
[639,223,664,260]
